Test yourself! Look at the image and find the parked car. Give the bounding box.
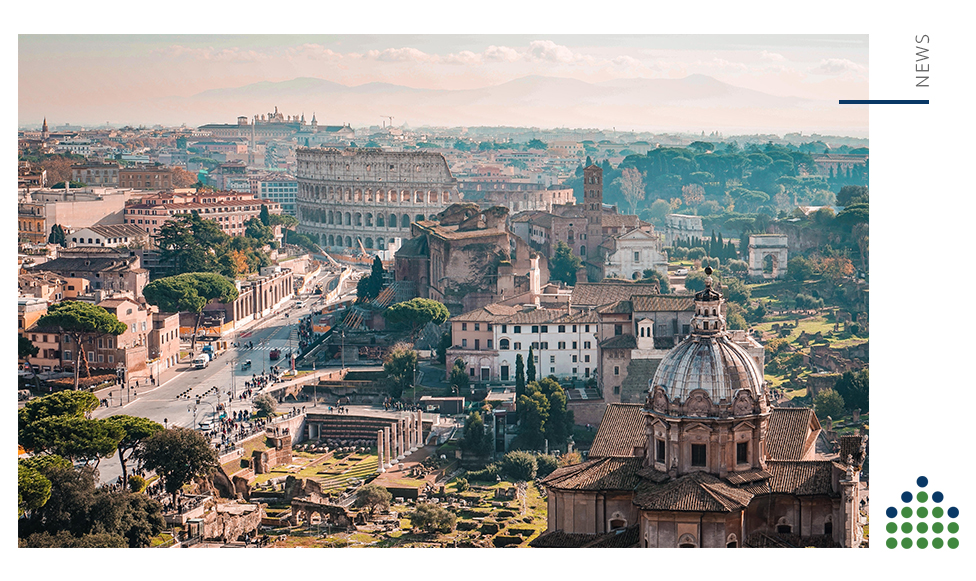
[197,421,212,431]
[269,349,281,360]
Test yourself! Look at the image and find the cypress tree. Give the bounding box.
[526,346,536,383]
[515,354,526,401]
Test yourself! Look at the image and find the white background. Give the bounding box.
[4,0,971,571]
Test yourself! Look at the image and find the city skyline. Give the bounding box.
[19,35,868,135]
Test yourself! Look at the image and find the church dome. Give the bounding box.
[649,268,764,413]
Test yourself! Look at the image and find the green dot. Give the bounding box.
[933,522,944,534]
[901,522,913,533]
[886,538,897,549]
[917,537,928,549]
[902,507,913,518]
[918,522,929,534]
[948,522,959,534]
[933,538,944,549]
[933,507,944,518]
[918,507,929,518]
[902,537,913,548]
[917,491,928,502]
[886,522,898,534]
[948,538,958,549]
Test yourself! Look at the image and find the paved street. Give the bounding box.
[90,269,360,484]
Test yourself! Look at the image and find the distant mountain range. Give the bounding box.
[53,74,870,134]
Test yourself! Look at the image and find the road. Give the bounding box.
[90,267,362,484]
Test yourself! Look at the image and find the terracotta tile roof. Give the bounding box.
[601,213,640,228]
[765,460,837,496]
[766,408,817,460]
[724,469,773,485]
[571,282,668,308]
[635,466,671,483]
[600,334,637,350]
[589,404,646,458]
[620,359,659,402]
[631,295,696,313]
[540,457,644,491]
[839,434,866,466]
[529,530,599,548]
[596,300,632,314]
[633,472,754,512]
[583,525,640,548]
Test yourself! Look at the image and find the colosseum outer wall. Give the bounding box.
[295,148,461,254]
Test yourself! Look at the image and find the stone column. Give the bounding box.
[397,418,406,459]
[390,421,399,464]
[377,430,385,473]
[409,412,418,452]
[383,426,392,468]
[418,410,424,447]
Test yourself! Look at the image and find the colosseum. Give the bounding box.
[295,148,461,256]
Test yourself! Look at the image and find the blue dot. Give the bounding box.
[948,507,959,518]
[886,506,897,518]
[933,491,944,503]
[917,476,928,488]
[902,491,913,503]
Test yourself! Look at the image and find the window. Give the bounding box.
[462,339,468,348]
[108,355,114,364]
[499,338,510,350]
[501,365,510,381]
[572,325,577,332]
[487,340,493,349]
[469,367,475,377]
[585,325,590,332]
[550,356,555,363]
[531,326,539,333]
[502,325,507,333]
[615,324,623,336]
[513,326,521,334]
[558,325,565,333]
[634,251,640,262]
[541,342,549,349]
[614,366,620,376]
[584,355,590,363]
[558,341,566,349]
[584,368,590,377]
[541,325,548,333]
[656,440,666,463]
[572,367,578,375]
[737,442,749,465]
[63,350,71,361]
[691,444,707,467]
[474,323,480,331]
[513,342,522,351]
[572,341,578,349]
[584,341,591,349]
[550,367,555,373]
[474,339,480,350]
[531,342,539,349]
[461,323,467,331]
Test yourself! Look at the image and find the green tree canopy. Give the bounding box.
[515,353,526,401]
[21,416,124,468]
[409,502,456,533]
[449,358,470,395]
[640,269,671,293]
[526,346,536,383]
[462,411,492,457]
[105,415,164,488]
[500,450,537,481]
[355,484,392,515]
[814,388,846,421]
[155,212,230,274]
[18,462,52,518]
[143,272,239,351]
[35,301,127,388]
[383,298,449,338]
[549,241,583,286]
[833,369,869,413]
[259,204,271,226]
[138,427,219,506]
[383,344,418,399]
[252,393,277,417]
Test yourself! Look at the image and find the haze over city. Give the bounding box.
[19,35,868,135]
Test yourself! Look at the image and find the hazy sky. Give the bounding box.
[19,35,868,131]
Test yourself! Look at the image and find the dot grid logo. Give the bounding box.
[885,476,959,549]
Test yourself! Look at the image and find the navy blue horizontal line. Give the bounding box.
[839,100,929,104]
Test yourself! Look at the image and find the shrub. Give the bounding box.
[252,394,277,417]
[500,451,537,481]
[467,463,501,482]
[535,454,559,478]
[128,474,147,493]
[454,477,469,492]
[686,247,707,260]
[409,503,456,533]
